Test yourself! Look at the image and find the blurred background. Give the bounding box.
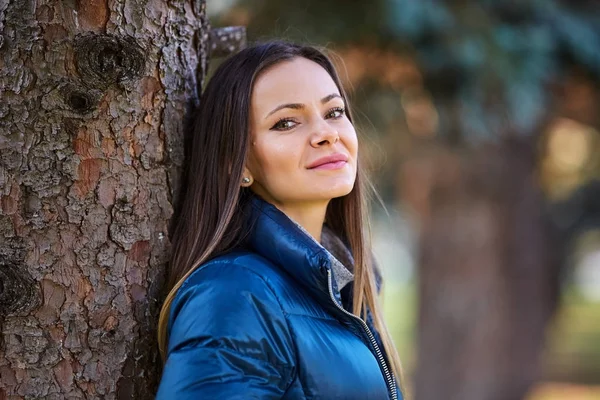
[209,1,600,399]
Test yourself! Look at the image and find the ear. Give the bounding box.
[241,166,254,187]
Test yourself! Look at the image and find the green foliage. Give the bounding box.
[384,0,600,137]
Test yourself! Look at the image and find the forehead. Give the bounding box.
[251,57,340,108]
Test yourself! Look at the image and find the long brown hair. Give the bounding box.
[157,40,405,389]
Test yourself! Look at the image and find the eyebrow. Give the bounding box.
[265,93,343,119]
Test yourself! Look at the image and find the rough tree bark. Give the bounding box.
[0,1,244,398]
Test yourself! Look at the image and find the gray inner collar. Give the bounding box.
[290,220,355,290]
[320,225,355,290]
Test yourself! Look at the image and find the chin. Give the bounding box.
[320,182,355,200]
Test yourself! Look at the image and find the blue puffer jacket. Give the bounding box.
[157,196,402,399]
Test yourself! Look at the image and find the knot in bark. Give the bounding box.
[59,83,102,114]
[74,34,145,88]
[0,240,40,316]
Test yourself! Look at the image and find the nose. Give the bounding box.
[309,119,339,148]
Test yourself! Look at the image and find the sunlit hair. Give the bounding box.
[157,40,405,390]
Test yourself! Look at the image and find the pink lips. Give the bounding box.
[307,153,348,170]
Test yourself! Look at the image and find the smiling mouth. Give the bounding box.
[307,153,349,169]
[308,160,347,170]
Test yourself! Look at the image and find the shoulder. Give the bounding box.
[172,251,285,309]
[166,251,292,355]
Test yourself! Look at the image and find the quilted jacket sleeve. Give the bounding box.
[156,262,297,399]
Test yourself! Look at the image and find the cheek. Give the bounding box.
[250,139,299,179]
[343,124,359,156]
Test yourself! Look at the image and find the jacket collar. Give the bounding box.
[246,195,354,306]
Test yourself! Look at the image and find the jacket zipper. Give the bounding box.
[326,269,398,400]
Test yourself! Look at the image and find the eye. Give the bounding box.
[326,107,345,119]
[271,118,298,131]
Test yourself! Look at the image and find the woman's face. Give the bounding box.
[245,57,358,210]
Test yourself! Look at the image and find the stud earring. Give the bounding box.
[242,177,251,184]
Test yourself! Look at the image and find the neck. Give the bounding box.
[275,201,329,243]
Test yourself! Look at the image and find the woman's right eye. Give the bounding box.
[271,118,298,131]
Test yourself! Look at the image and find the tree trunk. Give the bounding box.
[406,138,562,400]
[0,1,243,398]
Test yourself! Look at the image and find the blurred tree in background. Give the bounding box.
[212,1,600,400]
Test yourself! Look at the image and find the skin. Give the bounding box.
[243,57,358,242]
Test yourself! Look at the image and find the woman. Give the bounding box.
[156,41,405,399]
